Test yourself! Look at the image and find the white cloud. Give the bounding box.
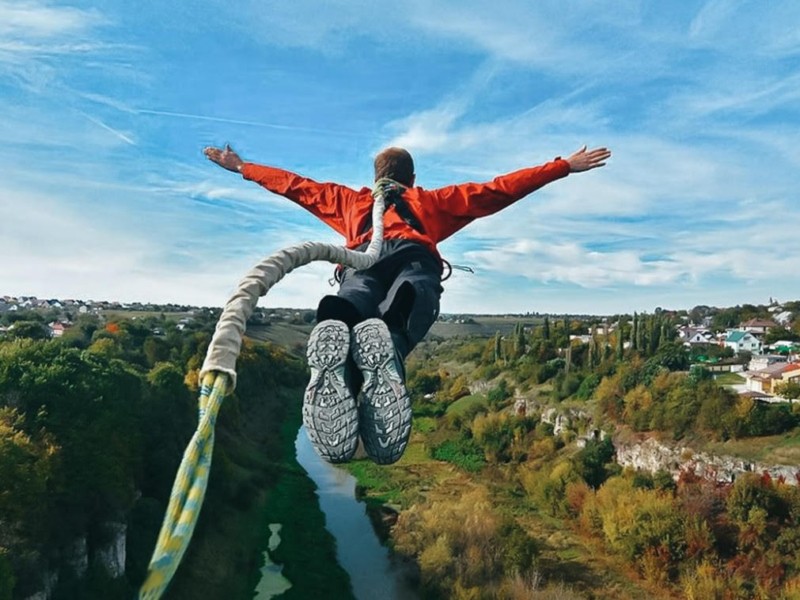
[664,71,800,124]
[688,0,743,41]
[214,0,401,52]
[689,0,800,57]
[406,4,562,64]
[0,2,104,39]
[4,1,800,316]
[0,177,346,308]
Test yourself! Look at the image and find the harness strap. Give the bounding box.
[358,181,425,236]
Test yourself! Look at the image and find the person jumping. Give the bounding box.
[204,143,611,464]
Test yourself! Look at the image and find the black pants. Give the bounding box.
[316,240,443,382]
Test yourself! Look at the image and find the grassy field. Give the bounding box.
[714,371,746,385]
[446,393,488,415]
[703,429,800,464]
[242,315,541,353]
[101,309,196,321]
[429,315,543,339]
[245,322,314,356]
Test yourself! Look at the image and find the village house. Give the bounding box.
[745,363,789,395]
[570,334,592,344]
[744,362,800,397]
[781,363,800,385]
[740,318,779,337]
[749,354,787,372]
[589,324,611,335]
[724,330,762,354]
[48,322,69,337]
[678,326,715,346]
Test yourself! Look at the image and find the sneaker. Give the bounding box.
[351,318,412,465]
[302,320,358,463]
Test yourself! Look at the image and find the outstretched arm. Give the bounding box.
[565,145,611,172]
[202,143,356,236]
[204,144,244,172]
[426,145,611,240]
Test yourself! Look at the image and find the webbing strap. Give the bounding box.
[359,180,425,236]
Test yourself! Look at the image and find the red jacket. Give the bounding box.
[240,158,571,261]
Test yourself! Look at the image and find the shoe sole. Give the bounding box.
[302,320,358,463]
[351,319,412,465]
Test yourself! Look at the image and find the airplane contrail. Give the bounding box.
[77,110,136,145]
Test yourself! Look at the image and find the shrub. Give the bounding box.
[431,437,486,472]
[575,373,601,400]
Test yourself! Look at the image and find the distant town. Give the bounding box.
[2,293,799,404]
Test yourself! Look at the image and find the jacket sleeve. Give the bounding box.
[240,162,356,236]
[428,158,571,220]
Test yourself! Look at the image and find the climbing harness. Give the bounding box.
[330,258,474,286]
[327,179,475,286]
[138,179,395,600]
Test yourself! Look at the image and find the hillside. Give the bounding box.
[3,299,800,599]
[0,313,349,600]
[342,312,800,599]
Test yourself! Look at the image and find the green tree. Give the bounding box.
[775,380,800,400]
[143,336,170,367]
[407,369,442,397]
[648,314,662,355]
[636,313,645,353]
[0,340,144,541]
[473,411,517,462]
[8,321,49,340]
[649,342,690,372]
[514,323,526,359]
[487,379,513,408]
[0,407,57,535]
[59,314,100,348]
[574,437,615,489]
[0,550,14,600]
[575,373,601,400]
[726,472,788,525]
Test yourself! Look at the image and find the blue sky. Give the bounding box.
[1,1,799,315]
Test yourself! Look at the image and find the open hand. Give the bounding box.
[566,146,611,172]
[204,144,244,173]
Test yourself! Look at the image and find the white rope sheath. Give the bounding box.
[200,182,390,389]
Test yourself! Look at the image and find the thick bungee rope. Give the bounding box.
[138,179,397,599]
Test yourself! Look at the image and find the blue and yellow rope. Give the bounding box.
[138,371,229,600]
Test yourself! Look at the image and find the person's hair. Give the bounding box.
[374,147,414,186]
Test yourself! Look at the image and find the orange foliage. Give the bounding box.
[564,480,591,517]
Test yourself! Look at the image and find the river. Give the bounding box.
[255,426,419,600]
